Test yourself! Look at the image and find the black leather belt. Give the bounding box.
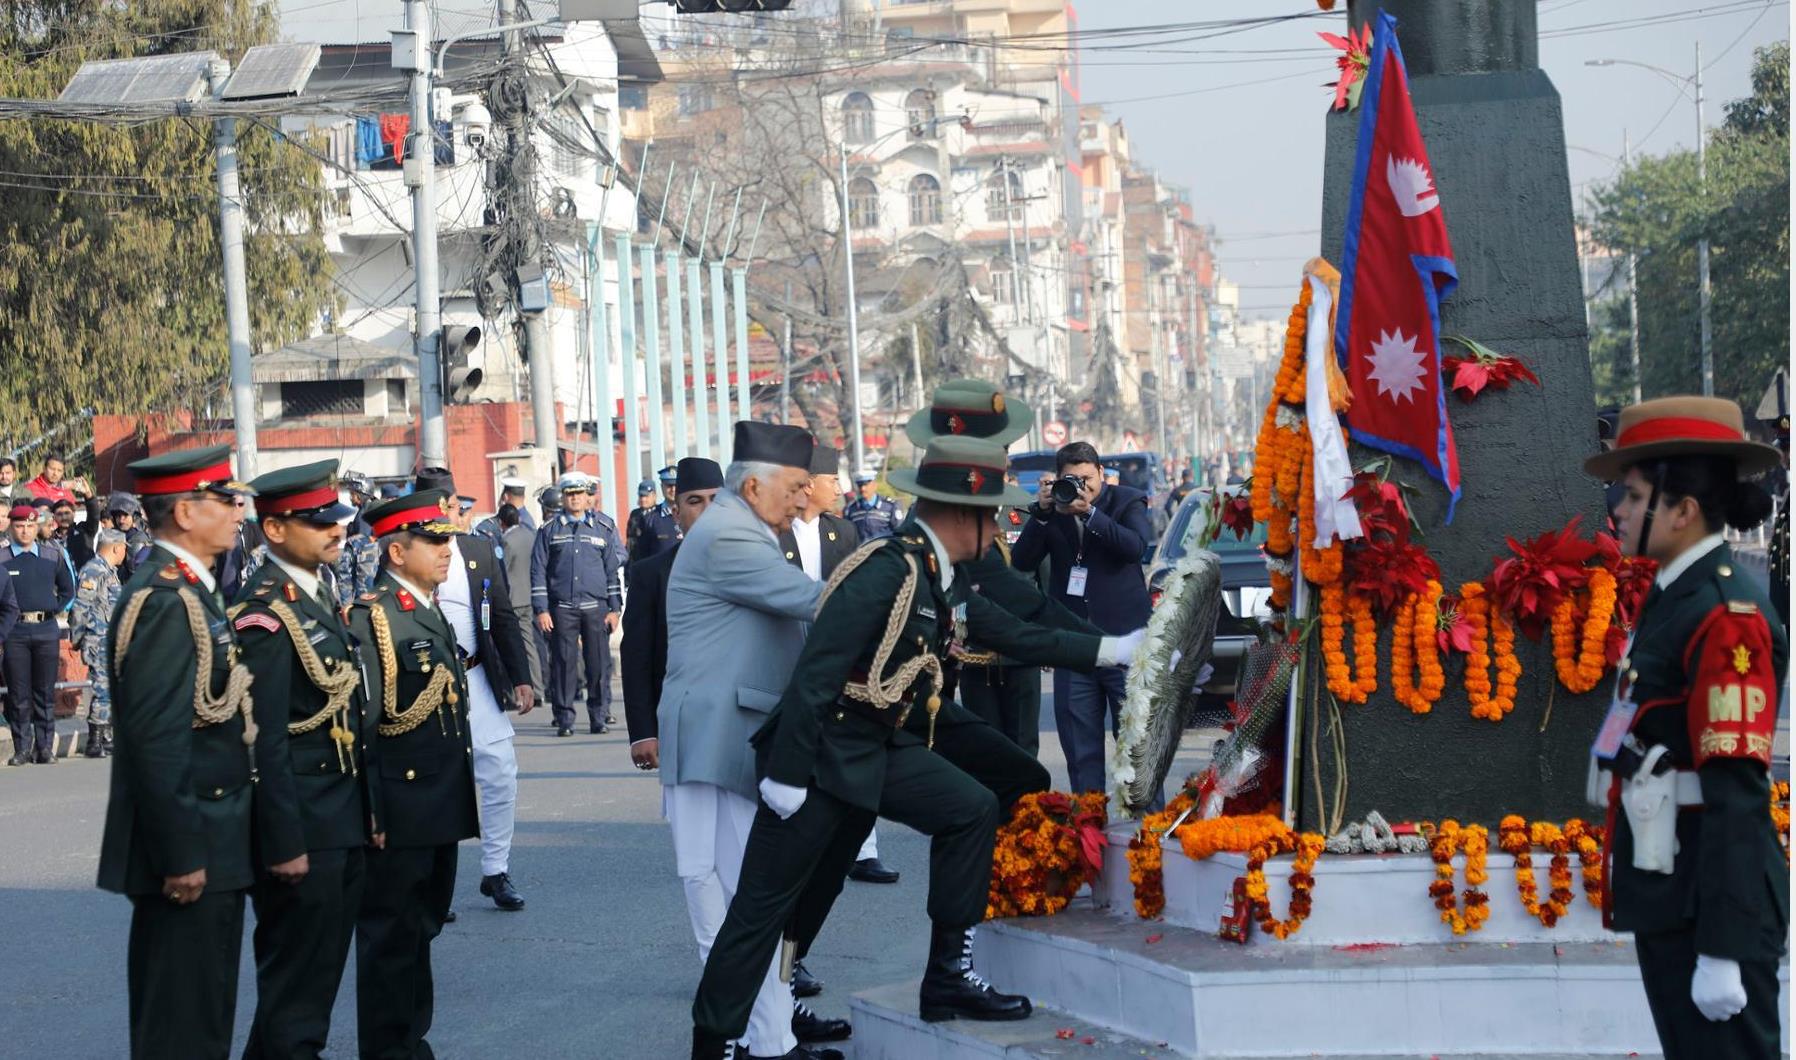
[18,611,47,623]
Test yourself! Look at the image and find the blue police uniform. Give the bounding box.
[844,494,904,540]
[3,540,76,762]
[530,509,624,733]
[631,501,681,564]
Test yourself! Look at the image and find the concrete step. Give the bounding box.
[848,979,1174,1059]
[956,904,1791,1057]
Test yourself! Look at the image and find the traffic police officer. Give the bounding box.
[73,528,128,758]
[632,465,683,564]
[844,471,903,540]
[231,461,374,1060]
[1586,397,1788,1059]
[334,472,379,608]
[350,489,476,1060]
[3,499,75,764]
[690,436,1141,1057]
[531,473,624,736]
[96,444,259,1059]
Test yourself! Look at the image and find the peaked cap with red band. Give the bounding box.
[249,459,356,524]
[363,488,459,540]
[888,435,1033,508]
[1585,395,1784,481]
[128,443,256,498]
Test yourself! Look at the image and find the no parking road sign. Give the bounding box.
[1041,420,1068,446]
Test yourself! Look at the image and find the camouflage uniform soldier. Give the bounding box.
[335,473,379,608]
[73,528,128,757]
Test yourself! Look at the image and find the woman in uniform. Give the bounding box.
[1586,396,1787,1059]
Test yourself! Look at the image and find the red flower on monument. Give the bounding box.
[1487,516,1603,640]
[1442,336,1542,403]
[1320,23,1372,111]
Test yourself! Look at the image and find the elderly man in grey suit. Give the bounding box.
[659,421,832,1060]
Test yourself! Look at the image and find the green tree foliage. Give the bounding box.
[1587,42,1789,409]
[0,0,333,450]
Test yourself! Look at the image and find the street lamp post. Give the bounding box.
[1587,48,1710,395]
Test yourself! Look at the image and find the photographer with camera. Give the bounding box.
[1011,440,1153,795]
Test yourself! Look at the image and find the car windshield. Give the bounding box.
[1009,453,1056,473]
[1160,492,1266,562]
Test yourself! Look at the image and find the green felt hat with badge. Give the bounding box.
[889,435,1033,508]
[905,379,1033,448]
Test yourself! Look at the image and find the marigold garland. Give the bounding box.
[1127,789,1198,919]
[986,791,1108,919]
[1564,818,1605,908]
[1320,582,1378,703]
[1246,831,1327,940]
[1497,816,1573,926]
[1550,568,1616,693]
[1773,781,1791,865]
[1391,582,1446,714]
[1427,820,1491,935]
[1458,582,1520,722]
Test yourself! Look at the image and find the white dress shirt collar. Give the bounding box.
[1655,532,1727,590]
[388,572,436,609]
[270,554,323,600]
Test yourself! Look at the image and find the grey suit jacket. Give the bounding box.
[658,488,822,800]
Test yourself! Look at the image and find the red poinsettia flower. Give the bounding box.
[1487,516,1602,640]
[1319,23,1372,111]
[1219,491,1256,541]
[1345,537,1440,619]
[1437,594,1476,654]
[1073,809,1109,875]
[1441,336,1541,403]
[1342,470,1412,543]
[1037,791,1072,817]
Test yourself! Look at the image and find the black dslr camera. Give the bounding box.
[1047,476,1084,505]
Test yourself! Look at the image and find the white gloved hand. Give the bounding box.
[1096,628,1146,667]
[758,778,808,820]
[1193,661,1215,690]
[1691,954,1747,1022]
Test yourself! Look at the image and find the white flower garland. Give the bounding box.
[1111,552,1217,815]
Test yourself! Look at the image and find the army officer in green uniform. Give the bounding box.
[349,490,477,1060]
[1587,396,1788,1059]
[96,444,259,1060]
[690,436,1142,1058]
[232,461,376,1059]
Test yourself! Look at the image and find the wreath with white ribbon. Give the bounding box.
[1111,550,1222,816]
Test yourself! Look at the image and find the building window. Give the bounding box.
[908,173,941,226]
[279,380,364,419]
[905,88,936,139]
[678,85,714,116]
[842,92,874,144]
[847,176,880,230]
[987,167,1023,222]
[990,263,1015,306]
[619,84,648,110]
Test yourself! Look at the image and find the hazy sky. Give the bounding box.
[282,1,1788,322]
[1073,1,1789,320]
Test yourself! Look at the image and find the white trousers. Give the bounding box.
[467,663,518,877]
[665,782,795,1057]
[857,824,878,862]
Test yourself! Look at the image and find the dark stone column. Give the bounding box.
[1299,0,1606,829]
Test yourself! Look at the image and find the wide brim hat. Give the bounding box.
[1584,395,1785,481]
[889,435,1033,508]
[906,378,1033,448]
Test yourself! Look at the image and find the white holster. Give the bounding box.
[1621,745,1680,874]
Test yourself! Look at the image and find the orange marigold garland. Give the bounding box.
[1564,818,1605,909]
[1773,781,1790,864]
[1427,820,1491,935]
[1391,582,1446,714]
[1320,583,1378,704]
[1550,568,1616,694]
[1246,831,1327,940]
[986,792,1108,919]
[1127,787,1199,919]
[1348,590,1379,701]
[1458,582,1520,722]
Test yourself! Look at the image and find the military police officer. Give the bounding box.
[97,444,260,1059]
[843,471,903,540]
[531,473,624,736]
[73,528,128,758]
[229,461,375,1060]
[632,465,683,564]
[350,490,477,1060]
[3,499,76,764]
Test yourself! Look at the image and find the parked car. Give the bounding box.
[1103,451,1172,535]
[1007,449,1058,497]
[1148,487,1273,724]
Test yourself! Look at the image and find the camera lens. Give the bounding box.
[1050,477,1080,504]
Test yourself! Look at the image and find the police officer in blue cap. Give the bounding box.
[843,470,904,541]
[531,473,624,736]
[632,465,683,565]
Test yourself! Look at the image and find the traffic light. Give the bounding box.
[443,324,483,403]
[670,0,792,12]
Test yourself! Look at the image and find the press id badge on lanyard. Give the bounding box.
[1066,566,1089,598]
[1589,632,1638,761]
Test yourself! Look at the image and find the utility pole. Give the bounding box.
[403,0,446,468]
[837,148,865,473]
[1694,41,1711,396]
[780,280,793,425]
[207,59,257,479]
[499,0,561,466]
[1623,129,1642,404]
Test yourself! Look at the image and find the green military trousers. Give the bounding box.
[693,740,1000,1041]
[127,888,245,1060]
[357,844,457,1060]
[244,846,366,1060]
[1635,927,1784,1060]
[956,662,1042,757]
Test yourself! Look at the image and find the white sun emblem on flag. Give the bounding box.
[1366,328,1429,403]
[1386,156,1440,217]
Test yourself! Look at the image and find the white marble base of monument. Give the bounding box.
[1159,837,1613,946]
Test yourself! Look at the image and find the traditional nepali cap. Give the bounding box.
[7,504,33,520]
[734,421,812,471]
[905,378,1033,448]
[558,472,595,495]
[675,457,723,494]
[250,460,356,525]
[414,466,456,495]
[1584,395,1784,481]
[657,464,678,484]
[809,445,841,477]
[364,489,459,540]
[889,436,1032,508]
[128,443,255,498]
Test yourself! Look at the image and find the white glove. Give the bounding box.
[1096,628,1146,667]
[1192,661,1215,690]
[758,778,808,820]
[1691,954,1747,1022]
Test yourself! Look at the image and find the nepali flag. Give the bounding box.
[1334,11,1460,520]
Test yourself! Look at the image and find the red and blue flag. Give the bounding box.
[1333,11,1461,519]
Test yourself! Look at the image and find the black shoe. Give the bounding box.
[751,1048,843,1060]
[84,725,104,758]
[918,924,1031,1023]
[6,749,28,766]
[848,857,899,884]
[35,743,55,765]
[480,872,526,911]
[590,723,609,734]
[689,1027,734,1060]
[556,725,573,738]
[791,1000,850,1043]
[444,908,458,924]
[790,959,823,999]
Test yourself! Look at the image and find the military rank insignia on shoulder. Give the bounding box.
[157,564,181,582]
[234,611,282,634]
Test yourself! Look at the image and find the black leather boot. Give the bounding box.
[790,959,822,998]
[99,724,113,756]
[791,998,851,1042]
[917,924,1031,1023]
[689,1026,735,1060]
[84,724,104,758]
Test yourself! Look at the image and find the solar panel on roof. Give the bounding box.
[59,52,219,104]
[221,43,321,101]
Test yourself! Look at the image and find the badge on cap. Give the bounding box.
[991,393,1005,414]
